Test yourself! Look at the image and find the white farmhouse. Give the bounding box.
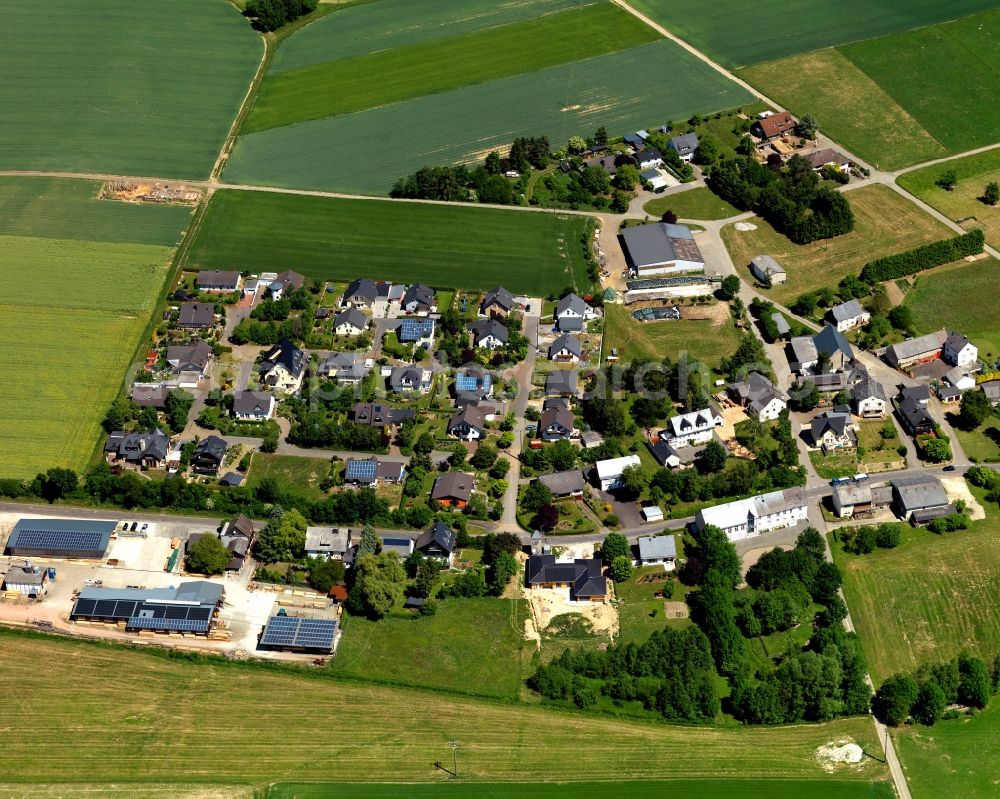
[695,489,808,542]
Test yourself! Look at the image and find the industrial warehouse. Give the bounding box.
[5,518,117,559]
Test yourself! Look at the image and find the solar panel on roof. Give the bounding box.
[259,615,337,652]
[346,459,377,481]
[10,529,105,551]
[73,598,97,616]
[130,616,211,632]
[382,537,410,547]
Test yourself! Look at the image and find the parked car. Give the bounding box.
[140,523,148,532]
[129,522,138,532]
[943,465,956,472]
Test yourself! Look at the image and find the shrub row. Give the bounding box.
[860,229,984,283]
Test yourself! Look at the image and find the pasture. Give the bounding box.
[898,149,1000,249]
[246,3,657,131]
[0,629,890,794]
[628,0,1000,68]
[832,489,1000,684]
[183,191,593,295]
[0,0,261,178]
[226,40,753,194]
[721,185,952,305]
[603,303,740,369]
[739,50,948,171]
[904,258,1000,359]
[0,178,191,478]
[893,699,1000,799]
[330,598,531,699]
[643,187,741,221]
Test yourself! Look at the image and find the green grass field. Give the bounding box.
[330,599,531,699]
[0,0,261,177]
[893,699,1000,799]
[183,191,592,295]
[904,258,1000,359]
[643,187,741,221]
[953,417,1000,464]
[898,149,1000,248]
[614,563,690,645]
[226,40,753,194]
[721,185,952,305]
[628,0,1000,68]
[832,488,1000,684]
[0,178,192,477]
[0,629,891,796]
[603,303,740,369]
[265,780,895,799]
[739,50,948,171]
[246,3,657,132]
[246,454,331,501]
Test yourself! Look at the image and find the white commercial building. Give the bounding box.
[695,489,808,541]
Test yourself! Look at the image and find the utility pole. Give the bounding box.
[450,739,460,777]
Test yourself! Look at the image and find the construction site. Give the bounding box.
[102,180,201,204]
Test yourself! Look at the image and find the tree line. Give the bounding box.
[859,229,984,283]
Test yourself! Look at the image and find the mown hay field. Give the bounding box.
[183,190,593,295]
[603,302,740,369]
[0,0,261,177]
[629,0,1000,68]
[0,629,890,796]
[226,40,753,195]
[246,3,657,132]
[721,184,952,305]
[0,178,191,478]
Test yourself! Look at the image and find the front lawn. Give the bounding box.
[644,187,741,221]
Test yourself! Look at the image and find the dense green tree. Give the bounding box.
[719,275,741,300]
[522,480,554,513]
[308,557,346,593]
[959,389,991,430]
[613,164,640,191]
[600,532,630,563]
[912,680,946,725]
[608,555,633,583]
[254,508,307,563]
[186,535,230,576]
[488,551,518,595]
[958,653,991,709]
[617,464,648,498]
[699,440,728,473]
[795,114,818,139]
[355,525,379,558]
[984,181,1000,205]
[936,169,958,191]
[470,441,498,470]
[693,135,720,166]
[872,673,917,726]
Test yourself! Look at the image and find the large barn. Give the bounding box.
[5,518,116,560]
[619,222,705,277]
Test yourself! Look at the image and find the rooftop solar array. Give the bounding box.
[72,591,216,633]
[382,537,411,547]
[626,276,713,291]
[345,459,377,482]
[455,371,491,392]
[11,529,105,551]
[259,616,337,652]
[399,319,433,341]
[6,518,115,557]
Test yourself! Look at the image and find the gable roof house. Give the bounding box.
[585,154,620,175]
[619,222,705,277]
[637,535,677,568]
[633,147,664,170]
[196,270,242,293]
[470,318,509,350]
[809,411,856,452]
[752,110,796,140]
[549,333,583,362]
[259,338,306,393]
[647,435,682,468]
[727,372,787,422]
[304,526,351,560]
[750,255,786,285]
[319,352,370,384]
[131,384,169,411]
[594,454,641,492]
[804,148,851,172]
[481,286,516,318]
[344,457,407,485]
[177,302,215,329]
[788,335,819,373]
[402,283,437,315]
[527,555,608,601]
[943,331,978,368]
[896,386,936,436]
[813,324,855,371]
[555,293,593,333]
[219,513,256,572]
[416,521,456,563]
[343,278,379,307]
[668,133,699,161]
[943,366,976,391]
[352,401,415,428]
[884,330,948,370]
[431,471,474,508]
[397,317,435,345]
[448,404,487,440]
[389,364,432,394]
[333,308,369,337]
[539,405,575,441]
[166,340,213,376]
[270,270,305,299]
[545,370,579,397]
[623,132,647,150]
[538,470,585,499]
[664,404,724,448]
[191,435,227,475]
[829,299,870,332]
[695,488,808,541]
[233,390,275,421]
[455,367,492,401]
[104,428,170,469]
[852,376,888,418]
[832,480,893,519]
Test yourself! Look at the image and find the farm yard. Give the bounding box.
[0,0,261,178]
[226,37,753,195]
[721,185,953,305]
[832,489,1000,685]
[629,0,1000,68]
[0,178,192,478]
[603,302,740,369]
[183,190,594,295]
[898,150,1000,249]
[0,629,892,795]
[738,8,1000,168]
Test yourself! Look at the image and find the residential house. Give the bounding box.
[788,336,819,373]
[219,514,255,572]
[269,270,305,300]
[526,555,608,601]
[727,372,787,422]
[319,352,370,384]
[343,278,379,307]
[594,454,641,492]
[752,110,796,140]
[548,333,583,362]
[191,435,227,475]
[896,386,935,436]
[804,148,851,172]
[333,308,368,337]
[538,470,585,500]
[455,367,492,401]
[389,364,432,394]
[623,132,647,150]
[668,133,698,161]
[829,299,870,332]
[376,281,406,311]
[982,380,1000,405]
[304,526,351,560]
[647,436,681,468]
[943,366,976,391]
[943,331,977,368]
[636,535,677,569]
[379,536,415,558]
[398,318,435,345]
[813,324,855,370]
[431,471,474,508]
[470,318,509,350]
[938,385,962,403]
[633,147,664,170]
[352,401,414,428]
[584,154,619,175]
[481,286,516,319]
[415,520,456,564]
[555,293,593,333]
[832,480,893,519]
[131,385,169,410]
[619,222,705,277]
[104,429,170,469]
[259,338,306,393]
[545,370,579,397]
[166,340,213,376]
[233,390,275,421]
[196,270,241,293]
[402,283,437,315]
[809,411,856,452]
[891,474,952,523]
[539,404,575,441]
[851,376,888,418]
[448,404,487,440]
[695,489,808,541]
[884,330,948,370]
[177,302,215,329]
[749,255,786,285]
[664,405,723,448]
[344,457,406,485]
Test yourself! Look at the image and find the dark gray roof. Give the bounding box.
[166,340,213,371]
[352,401,414,426]
[431,471,474,502]
[647,438,680,466]
[813,324,854,360]
[196,270,240,288]
[810,411,851,440]
[389,364,429,392]
[545,370,578,396]
[526,555,607,598]
[416,520,456,555]
[260,338,306,379]
[852,376,887,403]
[334,308,368,331]
[891,474,949,513]
[233,390,273,416]
[482,286,515,312]
[945,330,972,352]
[540,406,575,436]
[634,147,663,163]
[537,470,584,496]
[470,317,509,344]
[448,404,486,434]
[345,278,378,303]
[403,283,435,308]
[195,435,227,463]
[178,302,215,327]
[105,428,169,463]
[321,351,368,381]
[556,293,587,318]
[728,372,785,413]
[620,222,703,270]
[549,333,583,359]
[668,133,698,155]
[130,385,169,408]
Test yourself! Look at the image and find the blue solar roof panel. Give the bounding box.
[9,529,105,552]
[382,537,410,547]
[399,319,433,342]
[130,616,211,632]
[345,459,377,481]
[259,615,337,652]
[455,371,491,392]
